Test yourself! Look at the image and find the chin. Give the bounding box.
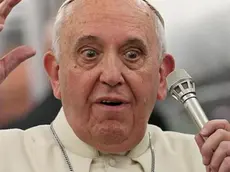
[89,121,145,153]
[92,120,129,145]
[91,123,143,153]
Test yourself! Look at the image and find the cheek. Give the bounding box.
[135,71,159,102]
[142,62,161,101]
[129,67,160,119]
[59,65,97,107]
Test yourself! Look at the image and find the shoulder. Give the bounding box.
[147,124,201,157]
[147,124,195,145]
[147,125,204,171]
[0,125,55,155]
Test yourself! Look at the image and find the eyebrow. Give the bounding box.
[74,35,104,49]
[77,35,103,44]
[73,36,148,52]
[121,38,148,51]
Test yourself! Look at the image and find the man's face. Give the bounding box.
[45,0,174,152]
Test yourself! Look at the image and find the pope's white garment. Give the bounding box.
[0,108,205,172]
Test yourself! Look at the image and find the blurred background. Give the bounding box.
[0,0,229,134]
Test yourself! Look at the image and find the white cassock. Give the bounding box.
[0,108,205,172]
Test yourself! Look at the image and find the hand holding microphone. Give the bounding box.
[167,69,230,172]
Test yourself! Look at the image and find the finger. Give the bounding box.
[209,141,230,172]
[206,166,212,172]
[201,129,230,165]
[0,45,36,83]
[200,120,230,137]
[0,0,21,25]
[195,134,205,152]
[0,24,3,31]
[218,156,230,172]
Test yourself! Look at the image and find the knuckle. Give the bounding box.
[216,129,227,137]
[222,119,229,125]
[210,162,219,172]
[216,119,229,125]
[219,141,230,150]
[201,144,210,157]
[217,128,226,135]
[222,157,230,169]
[221,119,230,128]
[207,119,229,128]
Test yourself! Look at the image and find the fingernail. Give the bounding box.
[201,128,208,135]
[203,157,208,165]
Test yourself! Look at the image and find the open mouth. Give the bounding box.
[100,100,123,106]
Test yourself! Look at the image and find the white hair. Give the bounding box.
[52,0,166,62]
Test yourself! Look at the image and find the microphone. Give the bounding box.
[166,69,209,130]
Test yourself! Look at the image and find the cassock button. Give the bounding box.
[109,158,116,167]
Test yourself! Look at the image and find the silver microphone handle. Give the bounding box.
[166,69,209,130]
[184,97,209,130]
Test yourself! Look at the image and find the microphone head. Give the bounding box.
[166,69,196,103]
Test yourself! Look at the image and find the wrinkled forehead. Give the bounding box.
[58,0,164,27]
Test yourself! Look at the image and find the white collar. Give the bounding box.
[52,108,152,172]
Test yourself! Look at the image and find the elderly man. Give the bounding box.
[1,0,230,172]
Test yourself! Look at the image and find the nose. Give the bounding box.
[99,53,125,87]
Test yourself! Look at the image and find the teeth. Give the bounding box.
[102,100,117,103]
[101,100,122,104]
[100,100,123,106]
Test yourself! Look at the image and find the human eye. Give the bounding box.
[124,49,142,62]
[80,48,99,60]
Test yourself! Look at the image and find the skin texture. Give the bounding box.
[0,0,36,125]
[196,120,230,172]
[44,0,175,153]
[0,0,35,85]
[2,0,230,171]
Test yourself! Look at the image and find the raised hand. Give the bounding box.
[0,0,36,84]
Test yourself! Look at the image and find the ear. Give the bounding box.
[44,51,61,99]
[157,54,175,100]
